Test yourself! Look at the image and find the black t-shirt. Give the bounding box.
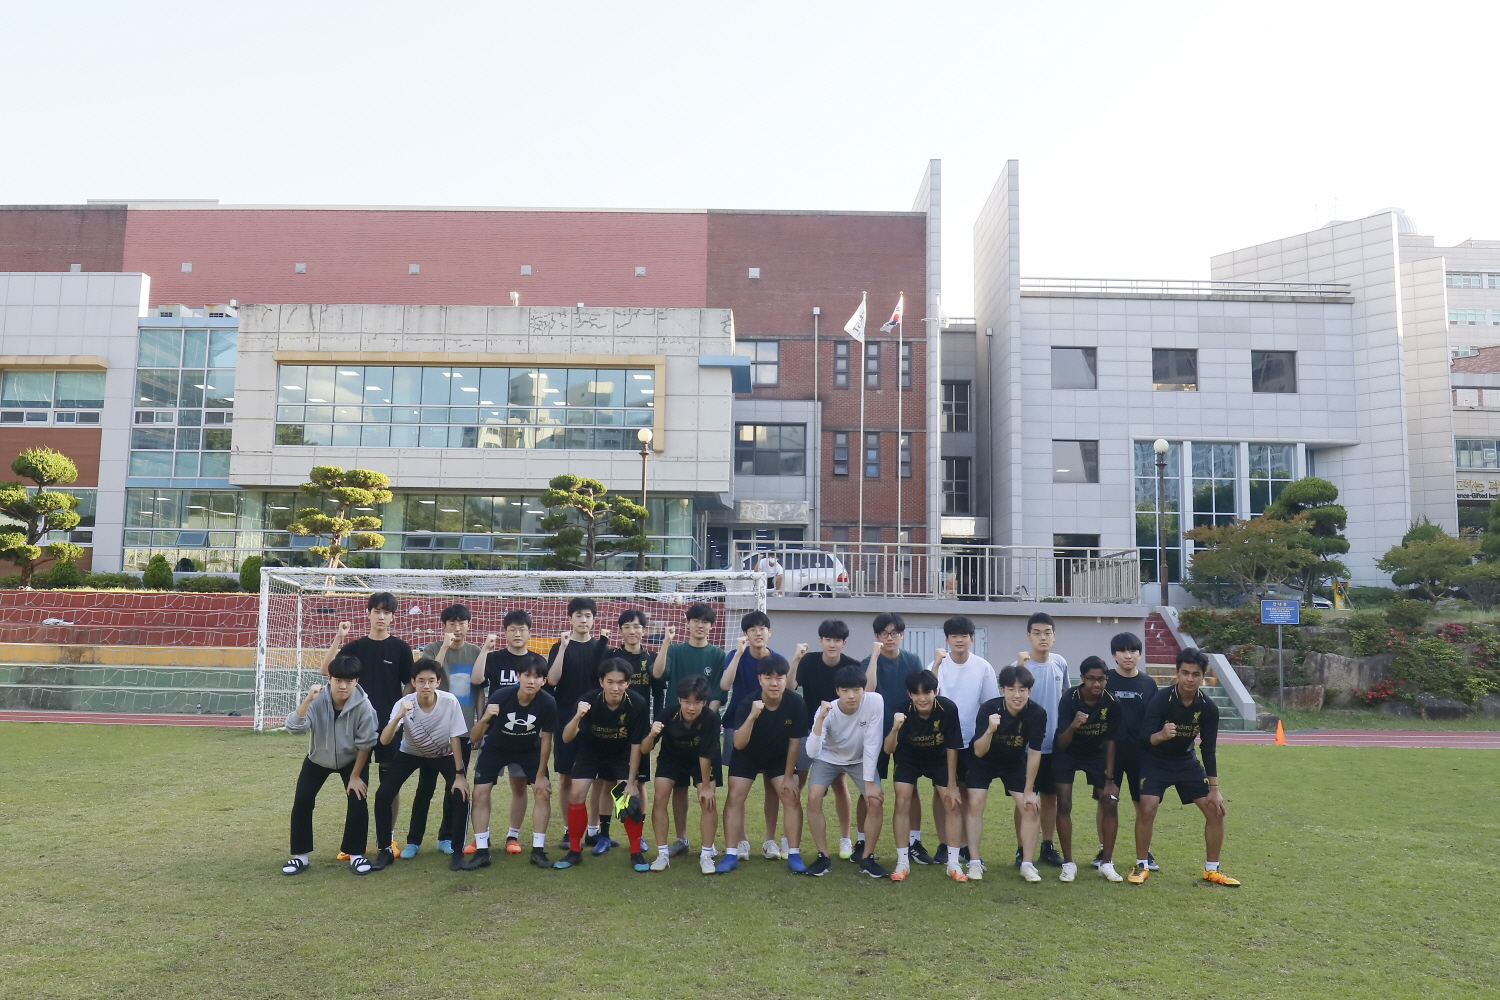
[546,636,611,727]
[1055,686,1121,758]
[573,687,650,760]
[612,645,665,718]
[1143,685,1220,777]
[972,697,1048,771]
[657,706,722,763]
[1106,669,1159,752]
[477,648,547,693]
[340,635,414,725]
[479,685,559,757]
[893,695,962,766]
[796,652,862,710]
[725,690,810,766]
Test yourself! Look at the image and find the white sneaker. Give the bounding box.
[700,854,716,875]
[1098,861,1124,882]
[838,837,854,860]
[1020,861,1042,883]
[762,839,781,860]
[737,839,751,859]
[966,859,985,881]
[650,853,670,872]
[1059,861,1078,882]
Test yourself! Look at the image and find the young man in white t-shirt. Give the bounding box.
[754,553,784,595]
[932,615,999,881]
[1009,612,1072,869]
[368,658,470,871]
[803,665,886,878]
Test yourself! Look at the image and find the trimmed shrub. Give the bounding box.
[82,572,143,590]
[179,575,239,593]
[239,556,263,595]
[1384,599,1431,633]
[46,559,83,588]
[141,554,173,590]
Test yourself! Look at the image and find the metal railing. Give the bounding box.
[1020,277,1352,298]
[732,541,1142,604]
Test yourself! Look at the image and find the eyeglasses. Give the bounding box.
[876,630,902,639]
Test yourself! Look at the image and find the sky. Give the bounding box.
[3,0,1497,314]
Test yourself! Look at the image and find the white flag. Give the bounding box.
[879,293,904,334]
[937,293,950,330]
[843,292,867,343]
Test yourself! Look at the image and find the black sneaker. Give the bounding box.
[529,847,551,868]
[933,844,949,864]
[849,840,865,863]
[859,855,888,879]
[1039,841,1065,868]
[553,850,582,870]
[957,845,969,865]
[806,853,832,877]
[369,847,395,872]
[458,847,491,870]
[1014,846,1023,868]
[1090,848,1105,869]
[909,840,936,865]
[584,832,600,848]
[1145,852,1160,872]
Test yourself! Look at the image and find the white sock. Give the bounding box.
[1206,861,1220,871]
[294,853,309,864]
[702,844,715,856]
[909,829,921,845]
[856,834,866,845]
[657,844,670,855]
[896,847,909,864]
[1138,859,1149,867]
[787,846,800,856]
[506,827,520,839]
[587,824,600,837]
[474,831,490,848]
[532,832,546,848]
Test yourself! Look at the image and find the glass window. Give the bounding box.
[478,368,508,407]
[129,451,173,477]
[865,342,881,389]
[131,428,174,450]
[734,424,805,476]
[304,366,336,404]
[1192,443,1238,527]
[833,342,849,388]
[1489,275,1500,290]
[833,431,849,476]
[56,371,105,408]
[899,433,912,478]
[335,367,365,405]
[1135,441,1181,583]
[864,432,880,478]
[278,365,307,404]
[1152,349,1198,391]
[900,342,912,389]
[735,342,779,386]
[624,369,654,408]
[137,329,182,368]
[1448,273,1483,288]
[942,381,971,432]
[203,429,232,451]
[1251,351,1297,393]
[1450,309,1486,326]
[178,371,205,409]
[1053,440,1099,483]
[205,369,235,408]
[136,370,179,408]
[182,330,209,369]
[1249,444,1295,513]
[1455,439,1499,470]
[391,366,423,406]
[1052,347,1098,389]
[208,329,238,368]
[943,457,971,515]
[1,371,53,407]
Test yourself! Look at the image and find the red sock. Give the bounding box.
[568,801,588,853]
[623,816,643,853]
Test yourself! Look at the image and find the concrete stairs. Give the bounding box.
[1143,611,1249,729]
[0,644,255,715]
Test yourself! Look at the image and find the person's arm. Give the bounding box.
[805,700,831,758]
[941,747,961,806]
[1019,747,1042,811]
[861,698,883,783]
[931,646,947,678]
[641,720,665,755]
[470,702,498,745]
[1146,695,1175,746]
[536,730,554,787]
[319,622,352,676]
[1201,703,1220,779]
[786,643,809,690]
[380,697,412,746]
[971,711,1000,757]
[546,636,568,687]
[721,637,748,693]
[865,642,881,690]
[1055,695,1085,751]
[562,699,588,743]
[286,685,321,732]
[345,748,370,800]
[883,712,904,755]
[449,736,468,797]
[472,635,498,685]
[733,701,762,750]
[651,629,675,679]
[626,743,643,798]
[782,737,799,784]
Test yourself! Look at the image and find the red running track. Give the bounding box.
[1219,728,1500,748]
[0,710,254,727]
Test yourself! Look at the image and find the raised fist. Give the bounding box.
[336,621,351,637]
[1074,711,1090,728]
[483,703,500,720]
[892,712,906,728]
[650,721,665,736]
[1017,651,1030,666]
[664,626,677,643]
[988,713,1002,729]
[736,636,749,653]
[934,647,948,665]
[750,699,765,717]
[576,701,592,717]
[795,642,809,659]
[306,684,323,699]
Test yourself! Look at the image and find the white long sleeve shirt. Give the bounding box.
[804,691,884,782]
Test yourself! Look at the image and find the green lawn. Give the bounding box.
[1,725,1496,1000]
[1260,702,1500,731]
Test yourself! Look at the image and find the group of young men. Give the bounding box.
[283,594,1240,888]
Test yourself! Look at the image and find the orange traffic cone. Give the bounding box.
[1274,720,1287,745]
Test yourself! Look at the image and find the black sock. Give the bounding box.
[599,817,612,838]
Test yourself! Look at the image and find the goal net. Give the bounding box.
[255,567,766,731]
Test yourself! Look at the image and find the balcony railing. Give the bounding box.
[732,541,1142,604]
[1021,277,1352,298]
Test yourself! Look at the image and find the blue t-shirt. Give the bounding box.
[860,648,924,730]
[724,647,784,714]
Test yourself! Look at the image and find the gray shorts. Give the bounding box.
[807,758,870,790]
[505,763,528,778]
[795,740,813,773]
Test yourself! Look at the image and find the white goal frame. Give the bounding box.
[255,567,766,731]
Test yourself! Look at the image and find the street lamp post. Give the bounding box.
[636,428,653,572]
[1153,438,1170,608]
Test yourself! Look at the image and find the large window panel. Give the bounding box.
[734,423,805,476]
[1,371,53,407]
[56,371,105,408]
[1192,443,1238,527]
[182,330,209,369]
[137,329,182,368]
[136,370,179,407]
[1152,349,1198,391]
[1052,347,1098,389]
[1053,440,1100,483]
[1249,443,1295,513]
[1134,440,1181,583]
[943,457,971,514]
[1251,351,1297,393]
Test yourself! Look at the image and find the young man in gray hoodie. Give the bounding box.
[283,655,380,875]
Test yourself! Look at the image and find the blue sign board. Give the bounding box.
[1260,599,1300,625]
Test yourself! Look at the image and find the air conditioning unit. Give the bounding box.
[206,303,238,318]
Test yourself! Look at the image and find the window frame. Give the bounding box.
[942,456,972,515]
[900,341,912,389]
[1052,440,1100,484]
[833,342,849,388]
[733,423,806,477]
[736,341,779,386]
[1151,348,1198,391]
[865,341,881,390]
[1250,350,1297,393]
[942,381,971,433]
[864,431,880,478]
[899,433,912,478]
[1051,347,1098,390]
[832,431,849,476]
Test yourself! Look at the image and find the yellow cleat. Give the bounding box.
[335,852,351,861]
[1202,869,1241,887]
[1127,863,1150,884]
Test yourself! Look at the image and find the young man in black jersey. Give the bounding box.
[613,608,661,853]
[790,620,859,860]
[883,669,963,881]
[556,657,650,871]
[546,598,613,851]
[717,654,807,874]
[640,675,721,874]
[1097,631,1158,873]
[472,610,549,856]
[1052,656,1122,883]
[1128,648,1240,887]
[462,655,557,870]
[967,664,1048,883]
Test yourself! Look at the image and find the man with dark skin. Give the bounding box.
[1051,657,1121,883]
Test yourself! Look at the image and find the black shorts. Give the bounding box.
[473,747,543,785]
[373,737,400,766]
[892,754,950,788]
[875,750,891,780]
[1141,755,1211,805]
[656,750,721,787]
[727,751,786,783]
[1051,748,1107,790]
[965,760,1029,795]
[956,744,978,784]
[1032,752,1056,795]
[1113,749,1146,802]
[572,749,633,783]
[553,732,579,776]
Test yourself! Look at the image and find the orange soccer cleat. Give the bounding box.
[1202,869,1241,887]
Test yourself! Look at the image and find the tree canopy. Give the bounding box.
[0,448,85,588]
[286,466,392,568]
[538,474,648,571]
[1265,476,1350,604]
[1184,514,1319,599]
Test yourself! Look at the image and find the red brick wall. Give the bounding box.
[121,209,710,308]
[0,428,101,487]
[0,592,257,645]
[0,207,127,272]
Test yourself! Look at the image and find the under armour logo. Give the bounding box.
[504,712,537,732]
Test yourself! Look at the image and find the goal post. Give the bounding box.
[255,567,766,731]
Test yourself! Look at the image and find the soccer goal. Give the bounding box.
[255,567,766,731]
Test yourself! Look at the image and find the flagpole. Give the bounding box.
[896,299,903,593]
[857,292,866,556]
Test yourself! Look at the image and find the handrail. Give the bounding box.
[1021,277,1351,297]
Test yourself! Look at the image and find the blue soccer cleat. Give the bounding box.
[786,852,807,874]
[715,852,740,874]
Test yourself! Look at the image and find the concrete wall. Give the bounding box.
[973,161,1022,545]
[1399,257,1458,532]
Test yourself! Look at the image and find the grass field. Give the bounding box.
[1260,704,1500,731]
[2,725,1497,1000]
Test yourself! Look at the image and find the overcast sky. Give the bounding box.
[3,1,1496,314]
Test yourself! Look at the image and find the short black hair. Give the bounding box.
[756,653,790,677]
[440,603,471,623]
[833,664,866,689]
[905,669,939,694]
[1176,647,1210,673]
[516,657,547,679]
[818,619,850,640]
[503,609,532,630]
[618,609,649,628]
[368,592,397,613]
[412,657,447,685]
[677,675,710,703]
[872,612,906,636]
[740,610,771,633]
[1079,655,1108,677]
[998,664,1035,689]
[567,597,598,617]
[597,656,632,681]
[686,601,717,624]
[1110,631,1143,654]
[328,655,362,679]
[943,616,975,637]
[1026,612,1055,631]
